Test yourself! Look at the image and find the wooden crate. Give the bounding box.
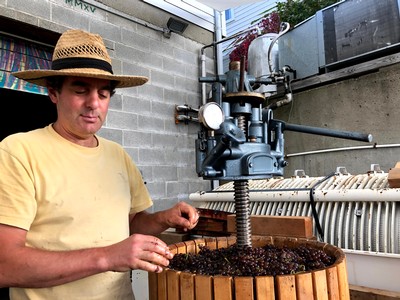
[149,236,350,300]
[177,208,231,237]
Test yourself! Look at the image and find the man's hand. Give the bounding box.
[165,202,200,231]
[102,234,173,273]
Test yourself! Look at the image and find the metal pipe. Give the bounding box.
[282,122,373,142]
[199,26,260,105]
[267,22,290,74]
[286,143,400,158]
[201,52,207,105]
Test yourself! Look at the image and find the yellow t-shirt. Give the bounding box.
[0,125,153,300]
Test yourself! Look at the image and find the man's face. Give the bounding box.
[48,76,112,143]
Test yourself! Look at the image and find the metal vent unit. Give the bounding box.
[278,0,400,79]
[190,166,400,255]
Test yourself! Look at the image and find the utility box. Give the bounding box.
[278,0,400,79]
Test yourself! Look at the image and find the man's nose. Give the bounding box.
[86,90,101,108]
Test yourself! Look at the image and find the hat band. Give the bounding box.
[51,57,113,74]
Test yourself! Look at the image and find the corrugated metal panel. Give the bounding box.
[192,172,400,254]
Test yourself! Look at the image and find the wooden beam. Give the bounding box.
[349,285,400,300]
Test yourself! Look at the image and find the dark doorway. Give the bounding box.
[0,288,9,300]
[0,15,59,300]
[0,88,57,141]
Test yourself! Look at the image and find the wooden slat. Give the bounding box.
[276,275,296,300]
[180,272,195,300]
[325,266,340,300]
[167,270,180,299]
[252,235,273,248]
[157,271,167,300]
[336,257,350,300]
[195,275,213,300]
[312,269,329,300]
[148,272,158,300]
[169,243,178,254]
[227,236,237,246]
[214,276,233,300]
[205,237,217,250]
[194,238,206,254]
[234,277,254,300]
[295,272,314,300]
[227,215,314,238]
[255,276,275,300]
[184,240,197,255]
[175,242,187,254]
[216,236,229,249]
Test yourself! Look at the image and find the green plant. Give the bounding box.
[276,0,338,27]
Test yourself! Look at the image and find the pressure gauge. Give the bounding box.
[198,102,224,130]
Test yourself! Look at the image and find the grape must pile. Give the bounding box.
[169,244,335,277]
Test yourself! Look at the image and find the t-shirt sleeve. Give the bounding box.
[0,142,37,230]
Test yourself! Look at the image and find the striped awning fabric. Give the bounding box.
[0,34,52,95]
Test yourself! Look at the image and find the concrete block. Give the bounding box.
[139,148,165,165]
[120,29,149,51]
[149,39,174,59]
[163,87,186,104]
[174,48,197,66]
[109,93,123,110]
[98,127,123,145]
[152,132,178,148]
[123,130,151,148]
[107,110,138,130]
[123,147,139,163]
[122,95,151,115]
[122,61,150,79]
[162,56,186,77]
[154,166,178,181]
[137,84,163,101]
[9,0,50,19]
[51,4,90,30]
[137,165,152,183]
[89,14,115,33]
[145,181,166,199]
[166,181,189,197]
[137,114,164,132]
[150,69,175,88]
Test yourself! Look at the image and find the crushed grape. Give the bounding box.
[168,244,335,277]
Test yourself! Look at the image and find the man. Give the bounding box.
[0,29,199,299]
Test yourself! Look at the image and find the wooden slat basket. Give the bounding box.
[148,236,350,300]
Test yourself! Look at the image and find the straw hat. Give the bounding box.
[13,29,148,88]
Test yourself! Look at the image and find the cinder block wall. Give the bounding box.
[0,0,213,211]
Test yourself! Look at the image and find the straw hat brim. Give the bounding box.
[12,68,148,88]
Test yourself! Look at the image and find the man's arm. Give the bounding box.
[0,224,172,288]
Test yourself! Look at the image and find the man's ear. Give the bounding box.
[47,87,58,104]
